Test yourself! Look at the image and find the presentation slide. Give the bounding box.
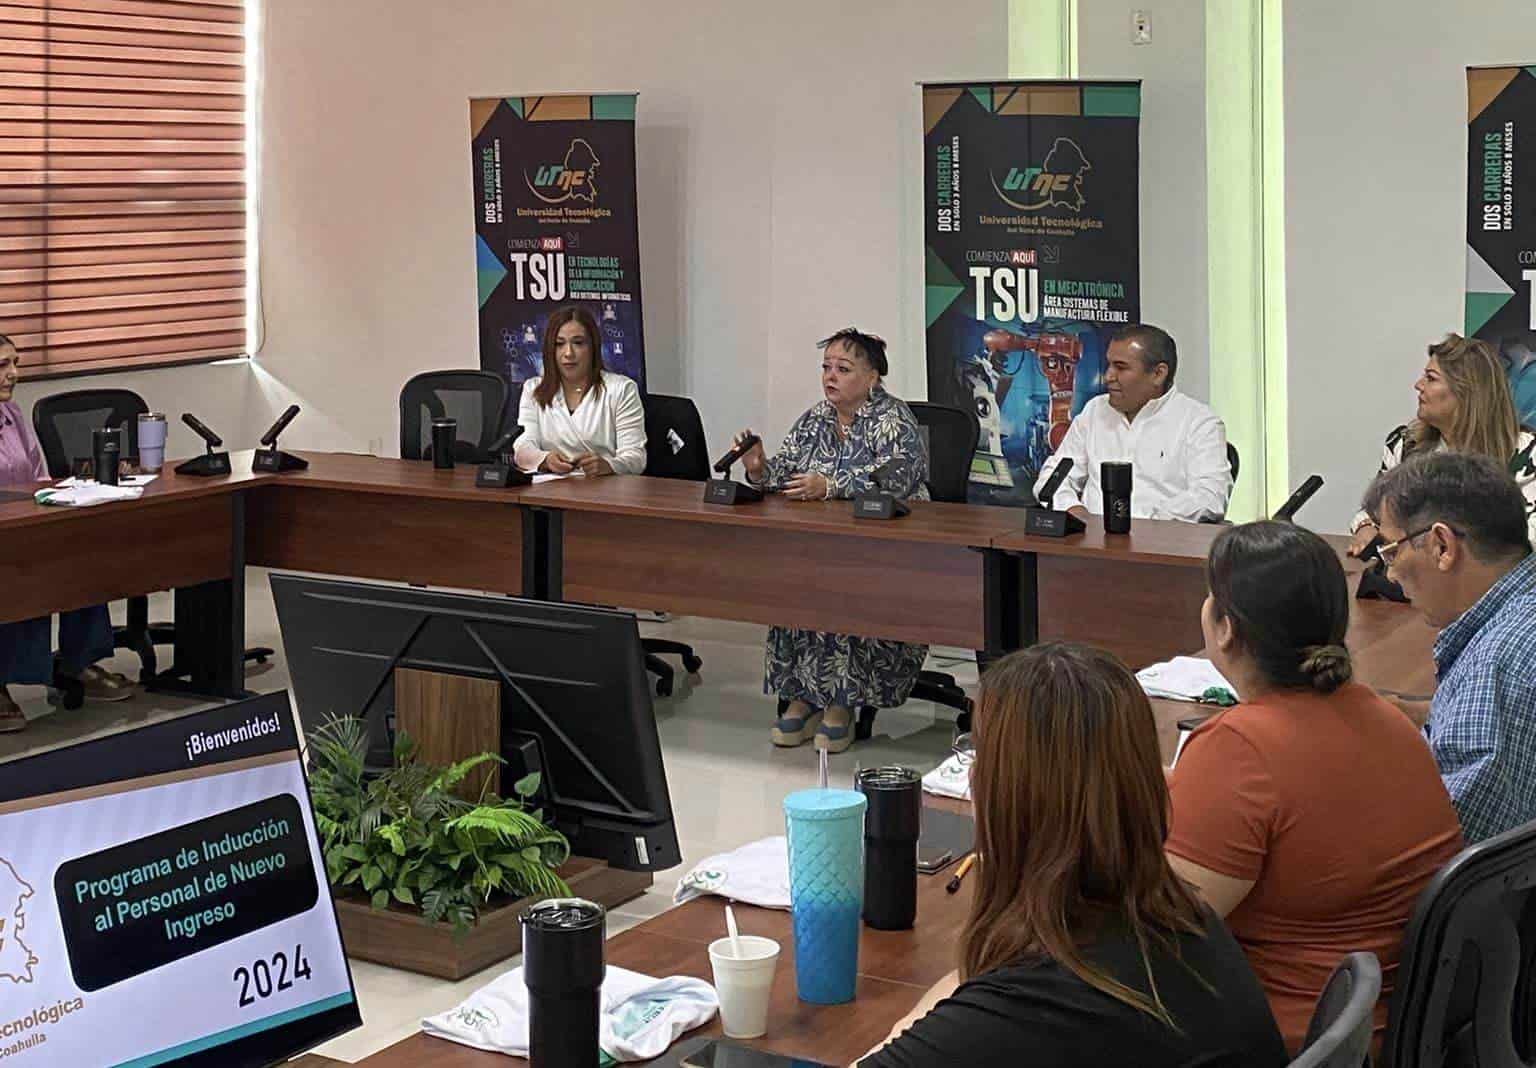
[0,693,359,1067]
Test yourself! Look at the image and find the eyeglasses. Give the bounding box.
[1378,524,1460,566]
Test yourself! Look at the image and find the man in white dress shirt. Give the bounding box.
[1032,324,1233,523]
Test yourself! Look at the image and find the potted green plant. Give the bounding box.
[305,715,577,977]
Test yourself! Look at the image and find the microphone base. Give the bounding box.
[853,491,910,520]
[475,462,531,489]
[252,448,309,474]
[1022,506,1086,538]
[174,452,232,478]
[703,478,763,505]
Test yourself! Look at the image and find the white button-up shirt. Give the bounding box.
[1031,387,1233,522]
[513,370,648,475]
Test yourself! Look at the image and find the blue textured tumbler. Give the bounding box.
[783,787,867,1004]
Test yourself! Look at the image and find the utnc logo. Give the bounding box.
[990,137,1092,212]
[525,139,602,205]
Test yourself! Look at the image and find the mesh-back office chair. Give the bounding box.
[639,394,707,697]
[1290,953,1381,1068]
[907,402,981,733]
[1381,818,1536,1068]
[31,390,272,683]
[399,370,510,463]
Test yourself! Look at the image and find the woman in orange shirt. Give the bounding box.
[1166,521,1463,1053]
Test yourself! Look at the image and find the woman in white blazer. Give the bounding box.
[513,305,647,477]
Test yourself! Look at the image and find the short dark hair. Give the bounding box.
[0,333,14,350]
[1363,452,1532,563]
[1111,323,1177,390]
[819,327,888,377]
[1206,521,1353,694]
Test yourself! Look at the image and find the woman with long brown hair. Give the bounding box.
[859,643,1285,1067]
[512,305,646,477]
[1349,332,1536,554]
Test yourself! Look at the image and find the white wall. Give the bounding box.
[1076,0,1211,406]
[1285,0,1536,530]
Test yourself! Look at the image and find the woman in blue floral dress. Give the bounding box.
[733,328,930,753]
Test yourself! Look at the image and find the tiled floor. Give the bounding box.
[0,571,972,1063]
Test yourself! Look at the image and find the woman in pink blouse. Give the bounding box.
[0,335,135,731]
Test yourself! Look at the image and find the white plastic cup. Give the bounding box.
[137,413,168,473]
[707,934,780,1039]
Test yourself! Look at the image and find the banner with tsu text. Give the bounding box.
[470,94,647,421]
[923,81,1141,506]
[1466,67,1536,426]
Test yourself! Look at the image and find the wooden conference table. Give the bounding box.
[0,450,1272,692]
[0,452,1437,1064]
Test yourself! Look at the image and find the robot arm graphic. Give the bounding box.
[983,328,1083,451]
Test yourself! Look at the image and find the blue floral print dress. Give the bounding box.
[753,386,931,709]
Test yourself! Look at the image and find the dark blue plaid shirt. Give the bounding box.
[1429,551,1536,844]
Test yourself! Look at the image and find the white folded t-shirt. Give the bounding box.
[673,836,791,910]
[422,964,717,1063]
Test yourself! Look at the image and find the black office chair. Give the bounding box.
[399,370,510,463]
[905,402,981,733]
[1381,817,1536,1067]
[1290,953,1381,1068]
[1228,442,1240,485]
[638,393,707,697]
[31,390,272,684]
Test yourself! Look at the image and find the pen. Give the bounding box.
[946,853,976,894]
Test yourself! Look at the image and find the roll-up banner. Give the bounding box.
[922,81,1141,506]
[470,93,647,420]
[1466,66,1536,425]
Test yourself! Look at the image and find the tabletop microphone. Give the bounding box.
[1273,474,1324,522]
[475,425,530,489]
[259,404,301,448]
[712,433,761,475]
[181,412,222,450]
[1036,457,1074,507]
[252,404,308,474]
[1022,457,1084,538]
[854,460,909,520]
[174,412,232,477]
[704,433,764,505]
[486,425,524,456]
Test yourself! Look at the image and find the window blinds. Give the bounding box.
[0,0,246,376]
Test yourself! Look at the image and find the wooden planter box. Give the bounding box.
[333,856,653,980]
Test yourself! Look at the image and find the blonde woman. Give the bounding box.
[1349,334,1536,555]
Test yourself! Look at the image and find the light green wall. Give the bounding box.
[1009,0,1076,78]
[1207,0,1288,520]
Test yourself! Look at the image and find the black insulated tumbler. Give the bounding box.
[857,766,922,930]
[92,427,121,486]
[431,418,457,470]
[1102,461,1133,534]
[521,897,606,1068]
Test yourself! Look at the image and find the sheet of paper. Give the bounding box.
[54,474,158,489]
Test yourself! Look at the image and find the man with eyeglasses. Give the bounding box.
[1362,452,1536,844]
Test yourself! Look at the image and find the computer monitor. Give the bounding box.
[0,692,361,1067]
[271,574,680,874]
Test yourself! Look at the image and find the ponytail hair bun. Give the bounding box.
[1299,644,1353,694]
